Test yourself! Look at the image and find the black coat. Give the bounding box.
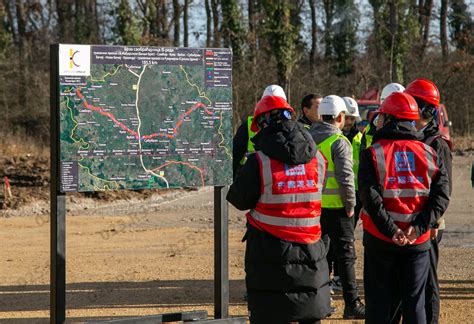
[232,120,249,178]
[358,121,450,252]
[227,120,331,322]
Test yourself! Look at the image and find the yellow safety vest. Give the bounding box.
[352,132,362,190]
[318,133,351,209]
[240,116,257,165]
[362,123,374,150]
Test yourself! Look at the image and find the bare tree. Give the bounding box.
[308,0,317,67]
[57,0,75,43]
[211,0,220,47]
[440,0,448,60]
[418,0,433,58]
[183,0,190,47]
[173,0,180,46]
[205,0,212,47]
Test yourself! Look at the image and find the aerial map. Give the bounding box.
[57,44,232,192]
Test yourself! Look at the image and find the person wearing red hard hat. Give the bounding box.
[227,95,332,324]
[232,85,287,178]
[358,92,450,323]
[403,78,452,324]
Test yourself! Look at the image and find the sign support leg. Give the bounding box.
[50,44,66,324]
[214,186,229,319]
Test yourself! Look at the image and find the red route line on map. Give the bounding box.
[75,88,213,140]
[152,161,205,187]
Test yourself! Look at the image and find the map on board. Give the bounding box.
[57,44,232,192]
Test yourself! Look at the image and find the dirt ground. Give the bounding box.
[0,155,473,323]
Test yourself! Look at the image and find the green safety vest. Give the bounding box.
[362,123,374,151]
[240,116,257,165]
[352,132,362,190]
[318,133,351,209]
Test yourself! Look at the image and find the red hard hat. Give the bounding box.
[379,92,420,120]
[250,96,295,132]
[404,78,440,107]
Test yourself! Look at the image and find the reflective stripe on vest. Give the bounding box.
[246,151,326,244]
[352,132,362,190]
[318,133,351,208]
[361,140,438,245]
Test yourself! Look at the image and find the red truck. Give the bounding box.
[357,89,451,140]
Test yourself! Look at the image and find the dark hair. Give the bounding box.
[321,115,335,122]
[301,93,322,111]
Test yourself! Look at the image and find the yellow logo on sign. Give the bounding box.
[69,48,80,69]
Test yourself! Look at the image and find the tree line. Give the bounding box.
[0,0,473,142]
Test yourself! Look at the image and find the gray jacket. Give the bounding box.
[310,121,356,213]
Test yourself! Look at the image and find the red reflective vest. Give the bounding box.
[246,151,327,244]
[361,139,438,245]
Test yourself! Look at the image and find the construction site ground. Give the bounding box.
[0,154,473,323]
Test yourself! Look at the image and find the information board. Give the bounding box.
[57,44,232,192]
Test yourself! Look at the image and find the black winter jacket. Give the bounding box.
[358,121,450,252]
[232,120,249,178]
[227,120,316,211]
[227,120,331,322]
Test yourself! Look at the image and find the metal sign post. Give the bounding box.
[50,44,67,324]
[214,186,229,319]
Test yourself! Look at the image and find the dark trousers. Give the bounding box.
[391,231,443,324]
[327,244,338,276]
[321,208,358,305]
[364,246,430,324]
[425,230,443,323]
[354,192,362,228]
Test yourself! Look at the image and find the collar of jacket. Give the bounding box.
[373,120,424,143]
[252,120,316,165]
[298,116,313,127]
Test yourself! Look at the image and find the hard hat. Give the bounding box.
[318,95,348,118]
[250,96,295,132]
[342,97,360,117]
[404,78,440,107]
[379,92,420,120]
[261,85,287,101]
[380,83,405,102]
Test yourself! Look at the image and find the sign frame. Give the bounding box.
[50,44,230,324]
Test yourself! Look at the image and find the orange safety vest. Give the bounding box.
[246,151,327,244]
[361,139,438,245]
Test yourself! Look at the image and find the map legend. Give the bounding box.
[204,49,232,88]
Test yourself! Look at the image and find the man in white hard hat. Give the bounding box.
[232,85,287,178]
[361,83,405,152]
[309,95,365,319]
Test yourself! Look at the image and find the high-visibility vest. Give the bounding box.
[240,117,257,165]
[352,132,363,190]
[361,123,374,151]
[246,151,327,244]
[360,139,439,245]
[318,133,352,209]
[247,116,256,152]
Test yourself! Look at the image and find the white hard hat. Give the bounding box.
[318,95,348,118]
[342,97,359,117]
[380,83,405,102]
[262,84,287,101]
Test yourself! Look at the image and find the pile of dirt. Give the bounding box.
[0,154,198,215]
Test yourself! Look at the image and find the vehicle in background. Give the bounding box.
[356,89,451,140]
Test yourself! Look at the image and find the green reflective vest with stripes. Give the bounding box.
[318,133,352,208]
[352,132,362,190]
[240,116,257,165]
